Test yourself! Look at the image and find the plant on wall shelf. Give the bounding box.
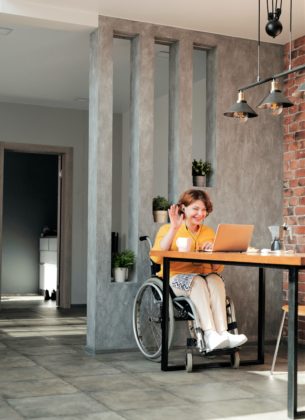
[152,196,170,223]
[113,250,135,282]
[192,159,212,187]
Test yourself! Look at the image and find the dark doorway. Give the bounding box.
[1,151,58,300]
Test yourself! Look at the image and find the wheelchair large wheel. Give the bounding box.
[132,277,174,361]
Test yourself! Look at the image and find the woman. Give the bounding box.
[152,189,247,352]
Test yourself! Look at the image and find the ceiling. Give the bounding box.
[0,0,304,111]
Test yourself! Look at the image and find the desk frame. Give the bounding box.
[155,253,304,420]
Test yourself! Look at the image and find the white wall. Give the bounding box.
[0,102,88,304]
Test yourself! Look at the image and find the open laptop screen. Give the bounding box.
[210,224,254,252]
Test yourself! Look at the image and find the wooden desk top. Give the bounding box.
[150,250,305,267]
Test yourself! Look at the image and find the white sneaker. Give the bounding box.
[221,331,248,348]
[204,330,229,352]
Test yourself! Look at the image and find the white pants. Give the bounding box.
[170,273,227,333]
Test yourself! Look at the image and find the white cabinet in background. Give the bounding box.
[39,237,57,292]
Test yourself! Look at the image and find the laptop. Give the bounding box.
[205,223,254,252]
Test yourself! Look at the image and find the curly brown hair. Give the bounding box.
[177,189,213,215]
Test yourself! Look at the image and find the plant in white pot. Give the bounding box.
[152,196,170,223]
[113,250,135,282]
[192,159,212,187]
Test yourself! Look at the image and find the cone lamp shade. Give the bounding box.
[257,79,293,115]
[224,91,258,122]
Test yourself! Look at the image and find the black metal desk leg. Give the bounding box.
[258,267,265,363]
[161,257,170,371]
[288,267,298,419]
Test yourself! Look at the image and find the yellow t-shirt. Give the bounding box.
[151,223,224,278]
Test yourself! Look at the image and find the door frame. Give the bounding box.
[0,142,73,308]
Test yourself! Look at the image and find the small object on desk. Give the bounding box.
[270,249,294,255]
[260,249,294,255]
[246,247,259,253]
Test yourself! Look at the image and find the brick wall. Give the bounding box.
[283,35,305,340]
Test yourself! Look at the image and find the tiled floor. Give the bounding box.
[0,298,305,419]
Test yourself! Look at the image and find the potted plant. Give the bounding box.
[192,159,212,187]
[153,196,170,223]
[113,249,135,282]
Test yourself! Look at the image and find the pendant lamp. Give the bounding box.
[292,82,305,99]
[257,79,293,115]
[224,91,257,122]
[224,0,305,122]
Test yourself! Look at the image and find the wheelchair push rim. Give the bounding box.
[132,277,174,360]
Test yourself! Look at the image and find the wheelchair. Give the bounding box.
[132,236,241,372]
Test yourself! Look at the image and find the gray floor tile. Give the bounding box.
[94,350,145,362]
[46,360,122,377]
[137,369,216,387]
[33,413,126,420]
[0,378,78,399]
[12,344,79,355]
[169,381,254,403]
[64,373,148,392]
[25,417,77,420]
[111,359,164,373]
[0,354,35,368]
[92,387,187,411]
[120,404,220,420]
[29,353,93,364]
[77,413,128,420]
[0,366,55,382]
[0,400,23,420]
[201,397,286,417]
[7,393,108,418]
[213,411,290,420]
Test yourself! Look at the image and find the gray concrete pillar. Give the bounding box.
[87,19,155,352]
[168,38,193,203]
[87,22,114,351]
[129,31,155,281]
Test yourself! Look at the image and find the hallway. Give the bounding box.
[0,299,304,419]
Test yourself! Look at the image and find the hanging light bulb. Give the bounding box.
[257,79,293,116]
[224,91,257,122]
[292,82,305,99]
[233,111,248,123]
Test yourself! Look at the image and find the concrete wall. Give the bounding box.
[0,102,88,304]
[88,16,284,352]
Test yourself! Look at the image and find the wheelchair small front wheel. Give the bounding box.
[132,277,174,361]
[185,351,193,373]
[230,351,240,369]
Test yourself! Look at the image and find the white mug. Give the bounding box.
[176,237,192,252]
